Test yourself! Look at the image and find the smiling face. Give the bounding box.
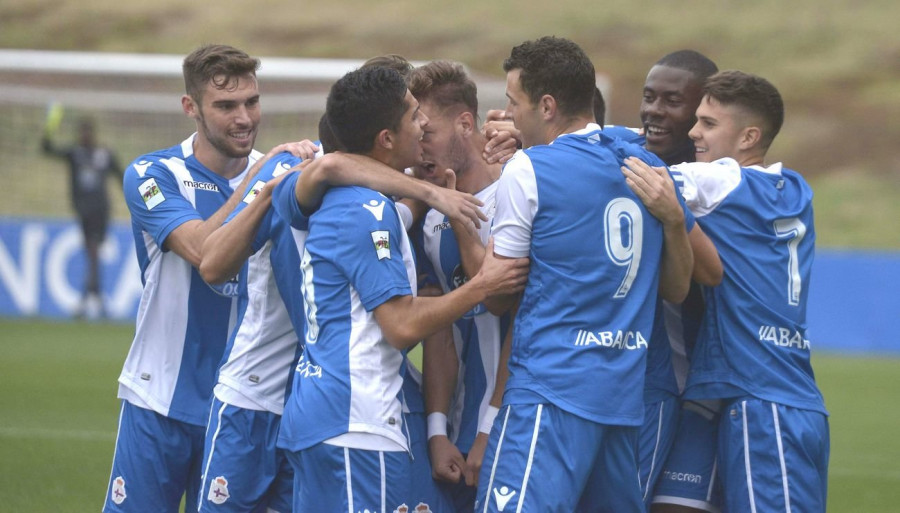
[388,89,429,170]
[689,95,748,163]
[190,73,260,160]
[640,65,705,165]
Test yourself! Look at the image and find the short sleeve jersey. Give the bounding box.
[418,180,508,452]
[118,134,261,426]
[491,124,666,426]
[214,152,306,415]
[673,158,826,414]
[276,185,417,452]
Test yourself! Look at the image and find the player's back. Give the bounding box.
[678,159,825,414]
[496,128,666,426]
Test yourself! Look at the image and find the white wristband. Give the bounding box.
[426,412,448,440]
[478,405,500,435]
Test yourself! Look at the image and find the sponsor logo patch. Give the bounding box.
[111,476,127,505]
[138,178,165,210]
[243,180,266,204]
[208,476,230,505]
[182,180,219,191]
[371,230,391,260]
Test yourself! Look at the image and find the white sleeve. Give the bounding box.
[395,201,413,232]
[671,158,743,217]
[491,151,538,258]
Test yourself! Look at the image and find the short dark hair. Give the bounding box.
[325,66,409,154]
[182,44,260,102]
[362,54,414,80]
[407,60,478,116]
[317,112,343,154]
[655,50,719,83]
[592,86,606,124]
[503,36,595,117]
[703,70,784,150]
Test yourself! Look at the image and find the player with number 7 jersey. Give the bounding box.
[673,156,825,415]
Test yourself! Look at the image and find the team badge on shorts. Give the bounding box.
[111,476,127,505]
[138,178,165,210]
[207,476,230,505]
[371,230,391,260]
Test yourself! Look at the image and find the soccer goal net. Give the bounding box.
[0,49,509,220]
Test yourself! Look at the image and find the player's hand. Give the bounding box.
[426,180,487,231]
[621,157,684,227]
[473,238,529,297]
[428,435,465,483]
[269,139,320,161]
[482,111,521,165]
[464,431,489,487]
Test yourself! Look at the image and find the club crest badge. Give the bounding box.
[208,476,230,505]
[111,476,127,505]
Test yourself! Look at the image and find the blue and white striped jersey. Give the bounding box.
[119,134,261,426]
[214,151,306,415]
[491,124,666,426]
[419,180,507,453]
[276,184,417,453]
[673,158,826,414]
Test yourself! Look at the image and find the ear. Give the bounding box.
[182,95,198,119]
[538,94,557,121]
[738,125,762,151]
[376,128,394,151]
[457,111,475,137]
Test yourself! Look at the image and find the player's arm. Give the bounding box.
[689,224,722,286]
[374,239,528,349]
[464,302,515,487]
[621,156,693,303]
[294,152,487,229]
[420,285,466,483]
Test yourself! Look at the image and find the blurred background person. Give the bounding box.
[41,110,121,319]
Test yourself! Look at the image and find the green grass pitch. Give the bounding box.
[0,319,897,511]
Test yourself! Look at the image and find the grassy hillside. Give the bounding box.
[2,0,898,248]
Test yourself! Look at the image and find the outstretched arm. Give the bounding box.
[294,152,487,230]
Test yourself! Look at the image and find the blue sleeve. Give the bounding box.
[227,151,304,252]
[324,189,412,311]
[123,158,201,249]
[272,170,309,232]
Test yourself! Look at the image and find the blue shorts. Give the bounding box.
[639,395,679,507]
[652,400,722,512]
[475,403,643,513]
[286,443,411,513]
[718,398,829,513]
[405,411,455,513]
[104,400,205,513]
[198,398,293,512]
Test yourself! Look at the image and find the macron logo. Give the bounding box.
[273,160,293,177]
[363,199,386,221]
[493,486,517,511]
[133,160,152,177]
